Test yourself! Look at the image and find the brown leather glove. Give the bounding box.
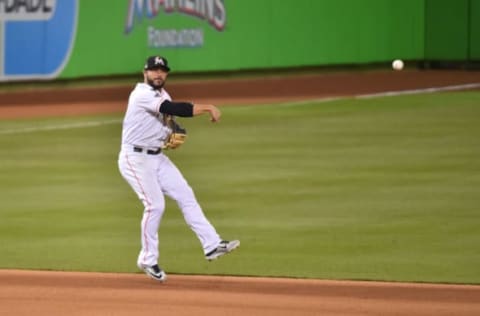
[163,115,187,150]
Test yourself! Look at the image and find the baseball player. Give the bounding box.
[118,56,240,282]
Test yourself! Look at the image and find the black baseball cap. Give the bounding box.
[144,56,170,72]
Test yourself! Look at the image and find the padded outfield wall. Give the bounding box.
[0,0,478,81]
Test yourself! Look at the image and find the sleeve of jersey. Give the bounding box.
[159,100,194,117]
[137,91,167,114]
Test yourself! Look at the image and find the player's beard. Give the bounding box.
[147,77,165,90]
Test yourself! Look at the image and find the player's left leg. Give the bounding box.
[157,154,221,254]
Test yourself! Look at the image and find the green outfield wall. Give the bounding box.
[61,0,426,77]
[470,0,480,59]
[0,0,478,81]
[425,0,480,60]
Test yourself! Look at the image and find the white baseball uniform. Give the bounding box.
[118,82,221,269]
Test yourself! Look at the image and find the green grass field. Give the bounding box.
[1,91,479,284]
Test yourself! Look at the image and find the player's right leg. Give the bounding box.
[118,150,166,279]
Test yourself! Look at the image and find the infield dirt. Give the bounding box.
[1,270,480,316]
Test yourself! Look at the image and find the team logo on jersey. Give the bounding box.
[0,0,78,80]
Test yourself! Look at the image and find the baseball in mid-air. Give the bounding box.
[392,59,404,71]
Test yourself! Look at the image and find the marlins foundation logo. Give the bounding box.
[125,0,226,48]
[0,0,78,80]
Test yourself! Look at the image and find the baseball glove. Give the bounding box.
[163,115,187,150]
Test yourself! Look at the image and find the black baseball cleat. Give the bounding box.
[140,264,167,282]
[205,240,240,261]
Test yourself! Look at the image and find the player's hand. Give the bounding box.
[209,105,221,122]
[193,103,221,122]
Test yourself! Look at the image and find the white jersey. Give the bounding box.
[121,83,172,148]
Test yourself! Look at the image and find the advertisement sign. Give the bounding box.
[0,0,78,80]
[125,0,226,48]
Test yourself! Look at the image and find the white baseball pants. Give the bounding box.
[118,145,221,268]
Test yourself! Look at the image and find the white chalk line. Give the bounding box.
[278,82,480,107]
[1,82,479,135]
[356,82,480,99]
[0,118,122,135]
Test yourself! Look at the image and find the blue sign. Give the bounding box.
[0,0,78,81]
